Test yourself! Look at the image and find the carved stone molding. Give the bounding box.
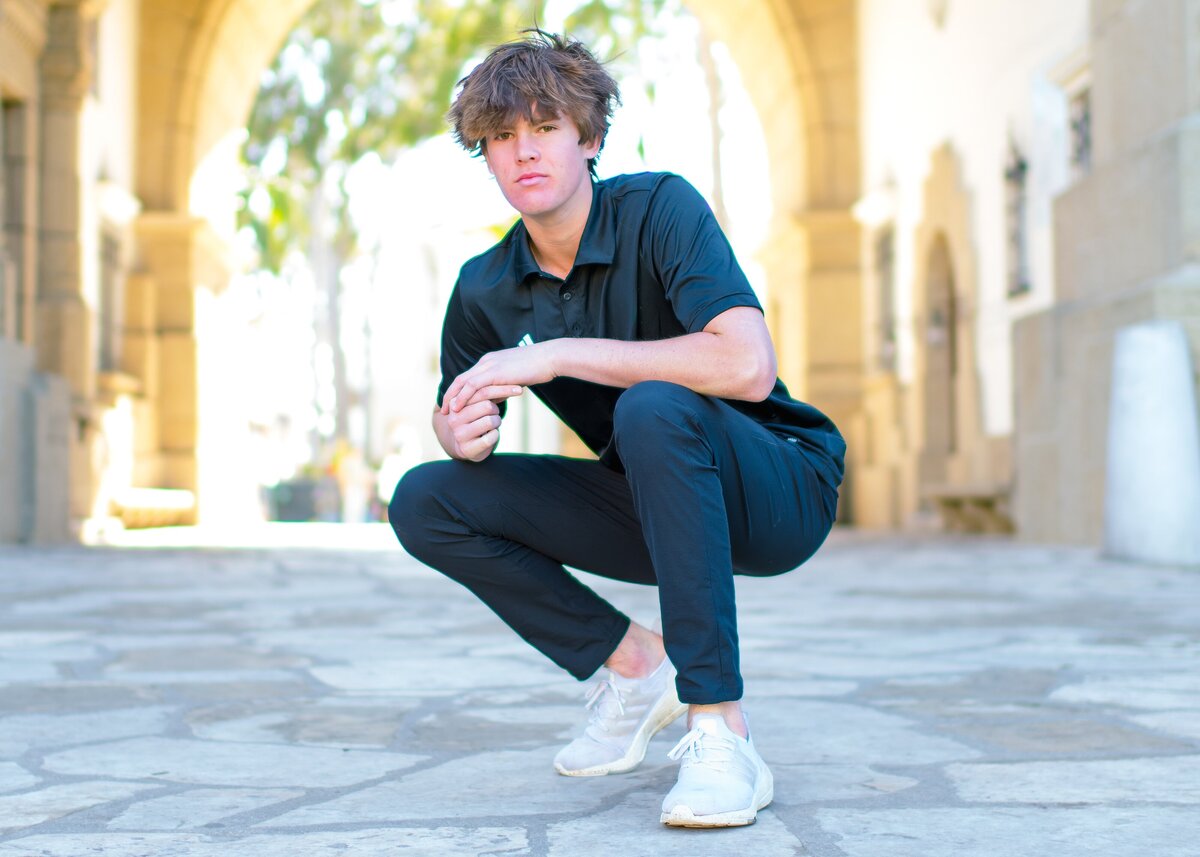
[0,0,50,57]
[39,1,97,109]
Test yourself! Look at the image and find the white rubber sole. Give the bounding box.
[660,771,774,828]
[554,691,687,777]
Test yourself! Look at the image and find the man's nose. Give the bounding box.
[516,133,539,162]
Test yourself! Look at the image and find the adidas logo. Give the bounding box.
[517,333,534,348]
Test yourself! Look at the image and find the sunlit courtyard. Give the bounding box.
[1,532,1197,854]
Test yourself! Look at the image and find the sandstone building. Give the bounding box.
[1,0,1196,548]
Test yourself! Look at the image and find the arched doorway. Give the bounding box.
[905,145,1012,532]
[130,0,864,514]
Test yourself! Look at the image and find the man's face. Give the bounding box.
[483,111,600,221]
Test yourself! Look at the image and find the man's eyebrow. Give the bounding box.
[484,109,560,135]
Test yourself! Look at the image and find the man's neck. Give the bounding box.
[524,180,594,280]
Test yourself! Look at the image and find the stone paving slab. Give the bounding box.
[0,525,1197,855]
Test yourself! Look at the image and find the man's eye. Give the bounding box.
[538,125,557,133]
[494,131,512,141]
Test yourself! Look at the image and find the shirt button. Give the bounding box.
[561,291,573,301]
[572,324,582,335]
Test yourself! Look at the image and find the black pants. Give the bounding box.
[389,381,837,704]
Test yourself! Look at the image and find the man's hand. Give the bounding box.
[434,390,513,462]
[441,343,558,415]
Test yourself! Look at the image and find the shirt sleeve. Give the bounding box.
[645,175,762,333]
[436,279,506,416]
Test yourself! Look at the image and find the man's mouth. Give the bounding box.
[517,173,546,184]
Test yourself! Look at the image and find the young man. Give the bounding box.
[389,30,843,828]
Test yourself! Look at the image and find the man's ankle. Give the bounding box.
[605,623,666,679]
[607,647,665,680]
[687,701,748,738]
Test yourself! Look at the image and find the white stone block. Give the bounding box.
[0,339,33,542]
[27,371,71,543]
[1104,320,1200,565]
[0,254,15,341]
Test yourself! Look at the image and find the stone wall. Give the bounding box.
[1012,0,1200,545]
[0,337,69,542]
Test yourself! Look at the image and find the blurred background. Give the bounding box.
[1,0,1197,562]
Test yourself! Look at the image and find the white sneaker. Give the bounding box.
[660,714,774,827]
[554,657,686,777]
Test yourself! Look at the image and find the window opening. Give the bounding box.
[875,226,896,370]
[1005,140,1031,297]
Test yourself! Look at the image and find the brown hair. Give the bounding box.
[447,29,621,177]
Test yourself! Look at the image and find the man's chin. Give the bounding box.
[510,201,557,220]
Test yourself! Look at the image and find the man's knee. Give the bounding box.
[387,460,456,557]
[612,381,701,438]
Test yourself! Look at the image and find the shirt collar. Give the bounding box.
[507,180,616,284]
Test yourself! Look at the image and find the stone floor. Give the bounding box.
[0,524,1197,856]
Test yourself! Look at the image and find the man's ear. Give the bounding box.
[582,136,602,159]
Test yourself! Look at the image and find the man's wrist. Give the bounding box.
[544,336,571,379]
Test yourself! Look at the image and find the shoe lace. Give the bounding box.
[667,725,736,770]
[583,674,626,734]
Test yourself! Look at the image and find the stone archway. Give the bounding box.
[132,0,863,509]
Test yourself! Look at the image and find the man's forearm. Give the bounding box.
[548,321,776,402]
[444,307,778,414]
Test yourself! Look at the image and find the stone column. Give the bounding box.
[760,218,811,397]
[789,209,864,519]
[0,105,12,342]
[36,0,95,399]
[133,212,231,499]
[1013,0,1200,544]
[797,209,864,420]
[3,100,39,347]
[36,0,102,530]
[762,212,864,410]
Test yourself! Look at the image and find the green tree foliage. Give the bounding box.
[240,0,665,272]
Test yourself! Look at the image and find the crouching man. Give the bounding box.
[389,30,844,827]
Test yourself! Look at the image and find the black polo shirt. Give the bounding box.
[437,172,845,489]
